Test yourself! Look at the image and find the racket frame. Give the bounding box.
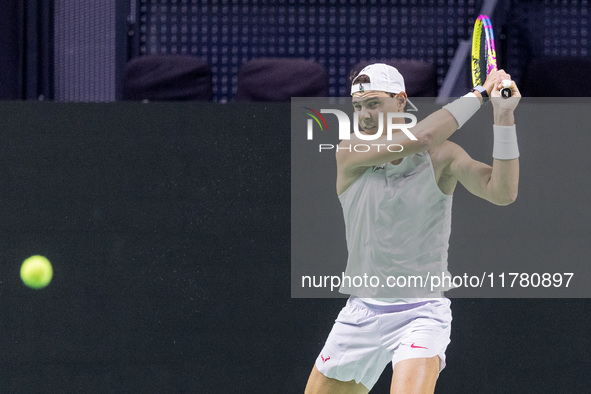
[471,14,511,98]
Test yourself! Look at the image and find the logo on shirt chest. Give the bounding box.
[372,165,417,180]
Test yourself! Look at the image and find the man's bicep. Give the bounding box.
[449,148,493,200]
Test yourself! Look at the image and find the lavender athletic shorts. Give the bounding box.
[315,296,452,390]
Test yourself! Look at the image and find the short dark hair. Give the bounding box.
[350,73,396,97]
[351,73,370,85]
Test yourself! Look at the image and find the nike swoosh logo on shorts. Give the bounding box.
[403,172,416,178]
[410,343,429,349]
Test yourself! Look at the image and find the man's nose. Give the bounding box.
[358,107,371,119]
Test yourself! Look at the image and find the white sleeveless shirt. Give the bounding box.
[338,152,453,302]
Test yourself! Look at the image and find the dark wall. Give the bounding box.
[0,0,22,99]
[0,102,290,392]
[0,103,589,393]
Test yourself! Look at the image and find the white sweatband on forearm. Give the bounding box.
[442,92,481,129]
[493,124,519,160]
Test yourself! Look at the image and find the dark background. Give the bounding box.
[0,103,589,393]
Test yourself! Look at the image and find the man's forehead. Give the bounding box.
[352,91,392,103]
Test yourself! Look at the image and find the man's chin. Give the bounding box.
[362,125,379,134]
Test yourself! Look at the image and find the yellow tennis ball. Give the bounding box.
[20,255,53,289]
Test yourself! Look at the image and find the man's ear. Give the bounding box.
[395,92,408,110]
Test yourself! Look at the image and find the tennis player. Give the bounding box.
[305,63,520,393]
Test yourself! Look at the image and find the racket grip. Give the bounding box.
[500,80,512,99]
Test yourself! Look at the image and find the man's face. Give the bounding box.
[351,91,406,134]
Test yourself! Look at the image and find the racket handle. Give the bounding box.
[500,80,512,99]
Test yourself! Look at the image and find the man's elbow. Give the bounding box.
[492,189,518,206]
[414,132,434,152]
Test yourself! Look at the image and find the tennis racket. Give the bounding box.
[471,14,511,98]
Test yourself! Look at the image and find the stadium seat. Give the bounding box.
[121,55,213,101]
[234,58,329,101]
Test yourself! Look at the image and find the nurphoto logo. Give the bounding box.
[304,108,418,153]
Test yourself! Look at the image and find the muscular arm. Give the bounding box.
[445,75,521,205]
[446,144,519,206]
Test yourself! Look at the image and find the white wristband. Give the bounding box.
[442,93,481,129]
[493,124,519,160]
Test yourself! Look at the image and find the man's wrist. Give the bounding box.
[471,85,488,104]
[494,110,515,126]
[443,93,482,129]
[493,124,519,160]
